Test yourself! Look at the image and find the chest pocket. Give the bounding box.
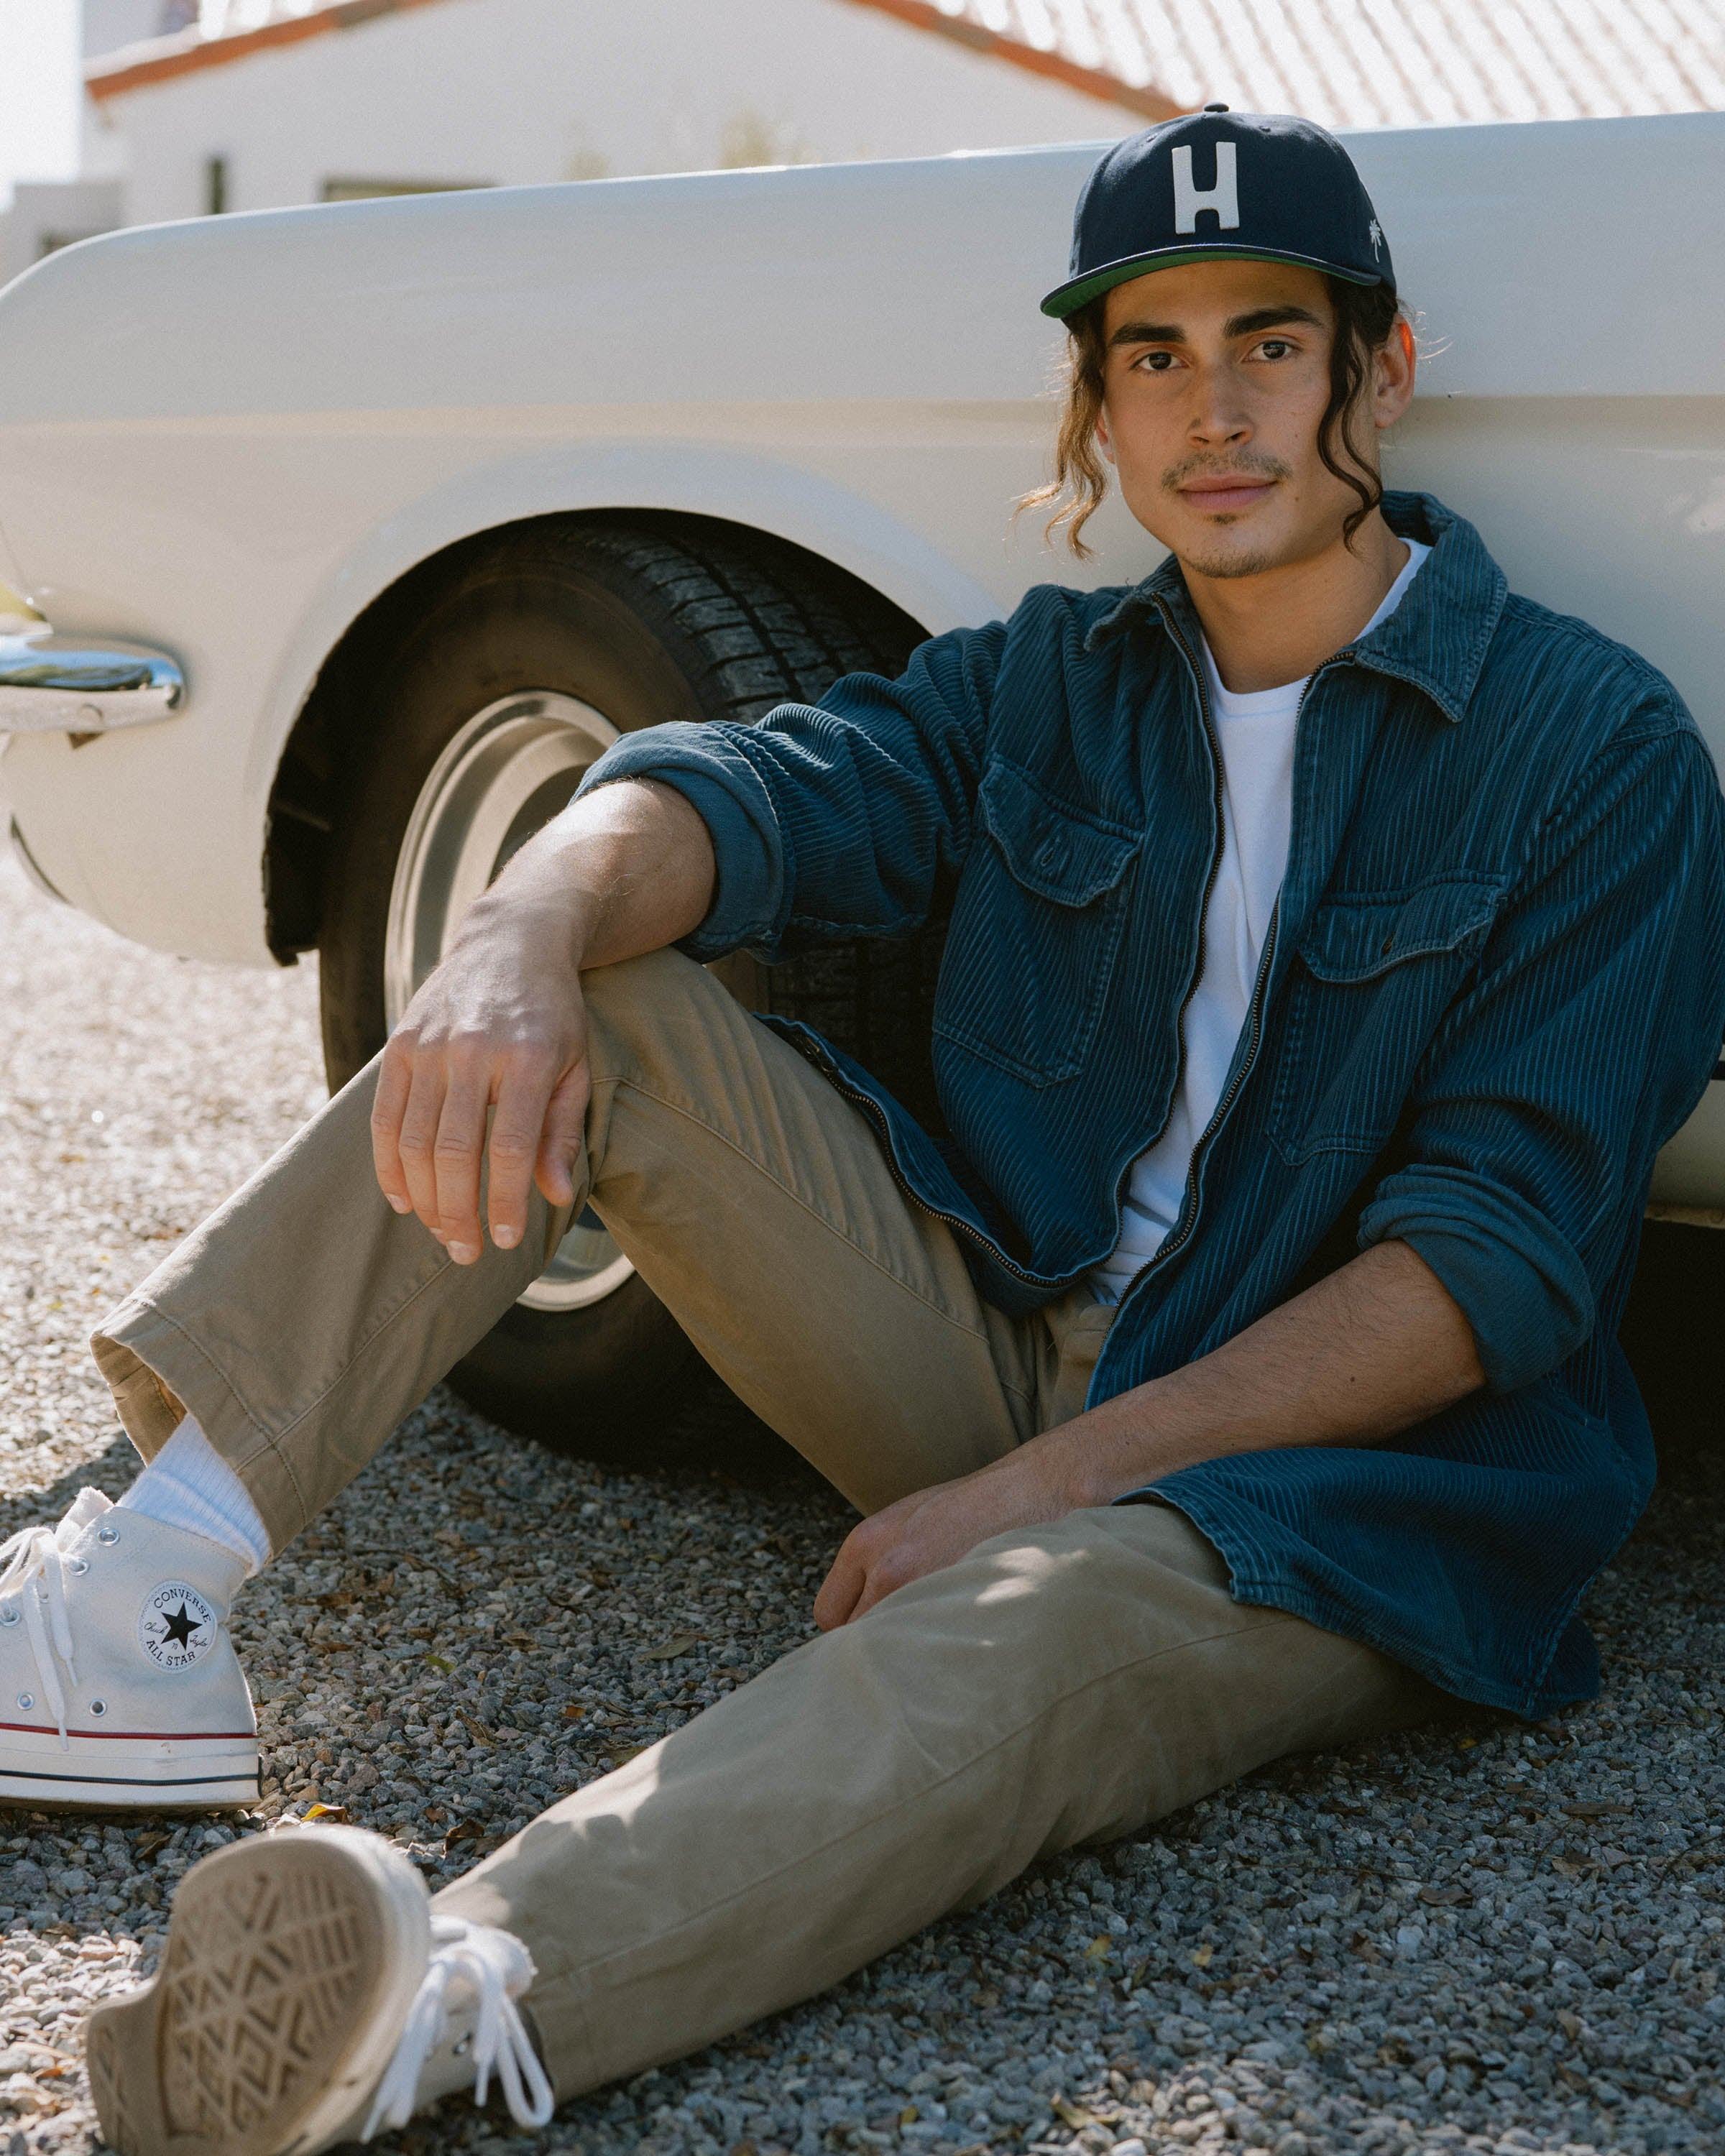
[933,757,1141,1087]
[1268,875,1505,1165]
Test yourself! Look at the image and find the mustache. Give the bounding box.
[1163,454,1291,490]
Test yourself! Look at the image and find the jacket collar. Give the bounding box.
[1082,489,1509,724]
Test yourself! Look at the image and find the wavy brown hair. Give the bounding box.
[1020,275,1407,559]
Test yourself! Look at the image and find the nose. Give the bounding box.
[1187,362,1252,449]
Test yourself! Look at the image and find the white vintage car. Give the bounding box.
[1,110,1721,1439]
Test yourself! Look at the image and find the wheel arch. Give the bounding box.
[264,494,952,960]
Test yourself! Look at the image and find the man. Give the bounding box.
[1,109,1718,2155]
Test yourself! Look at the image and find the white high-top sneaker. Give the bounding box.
[0,1487,257,1811]
[86,1823,555,2156]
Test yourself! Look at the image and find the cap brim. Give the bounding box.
[1040,243,1386,320]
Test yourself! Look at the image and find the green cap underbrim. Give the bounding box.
[1040,243,1386,321]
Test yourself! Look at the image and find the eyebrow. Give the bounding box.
[1106,303,1327,348]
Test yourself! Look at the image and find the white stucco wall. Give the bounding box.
[95,0,1129,226]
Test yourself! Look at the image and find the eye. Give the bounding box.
[1131,350,1178,373]
[1256,338,1296,360]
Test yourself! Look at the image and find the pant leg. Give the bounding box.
[435,1503,1431,2101]
[90,949,1048,1552]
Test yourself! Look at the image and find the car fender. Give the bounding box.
[245,438,1002,802]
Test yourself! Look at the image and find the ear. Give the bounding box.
[1095,406,1118,468]
[1372,313,1417,431]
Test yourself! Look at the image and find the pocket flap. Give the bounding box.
[1297,877,1504,984]
[976,759,1141,907]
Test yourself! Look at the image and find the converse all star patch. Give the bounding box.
[139,1582,218,1671]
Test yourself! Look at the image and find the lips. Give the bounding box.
[1178,477,1277,512]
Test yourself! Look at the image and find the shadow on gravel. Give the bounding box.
[1619,1217,1722,1478]
[0,1434,140,1544]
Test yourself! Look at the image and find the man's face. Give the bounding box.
[1093,257,1410,580]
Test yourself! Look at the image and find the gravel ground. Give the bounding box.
[1,847,1721,2156]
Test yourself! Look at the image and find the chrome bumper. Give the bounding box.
[0,626,185,734]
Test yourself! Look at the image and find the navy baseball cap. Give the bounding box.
[1041,106,1394,320]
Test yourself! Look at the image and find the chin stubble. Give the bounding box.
[1179,543,1278,579]
[1162,451,1291,581]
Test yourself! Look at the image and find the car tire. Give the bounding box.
[317,514,937,1464]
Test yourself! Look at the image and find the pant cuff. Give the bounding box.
[89,1294,304,1556]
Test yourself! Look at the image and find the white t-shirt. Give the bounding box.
[1090,539,1432,1303]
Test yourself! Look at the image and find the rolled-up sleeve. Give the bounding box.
[571,619,1006,963]
[1360,715,1725,1393]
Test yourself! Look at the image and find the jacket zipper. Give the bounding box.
[1102,610,1230,1279]
[806,1046,1057,1287]
[1114,637,1337,1313]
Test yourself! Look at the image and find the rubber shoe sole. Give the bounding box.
[0,1732,259,1812]
[87,1826,431,2156]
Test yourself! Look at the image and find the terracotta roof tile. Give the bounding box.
[901,0,1725,121]
[88,0,1725,125]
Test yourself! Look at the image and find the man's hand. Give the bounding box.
[370,903,592,1263]
[813,1439,1080,1630]
[368,777,718,1262]
[811,1239,1484,1630]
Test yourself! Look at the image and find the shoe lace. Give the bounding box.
[0,1525,79,1749]
[362,1913,554,2138]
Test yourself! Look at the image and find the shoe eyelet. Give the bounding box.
[17,1692,34,1710]
[68,1557,90,1575]
[96,1526,121,1545]
[0,1606,18,1626]
[452,2035,473,2058]
[88,1699,107,1717]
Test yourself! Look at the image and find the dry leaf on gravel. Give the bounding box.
[640,1630,701,1661]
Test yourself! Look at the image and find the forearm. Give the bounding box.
[1049,1239,1486,1507]
[456,777,717,972]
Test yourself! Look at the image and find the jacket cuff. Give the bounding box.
[574,725,786,961]
[1358,1169,1596,1394]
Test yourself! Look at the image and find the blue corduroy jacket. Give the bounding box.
[577,492,1725,1718]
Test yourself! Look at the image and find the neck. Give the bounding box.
[1180,509,1409,695]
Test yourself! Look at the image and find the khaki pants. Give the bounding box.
[92,949,1428,2101]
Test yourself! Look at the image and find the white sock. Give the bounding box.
[119,1414,272,1577]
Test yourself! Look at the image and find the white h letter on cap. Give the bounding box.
[1172,141,1240,234]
